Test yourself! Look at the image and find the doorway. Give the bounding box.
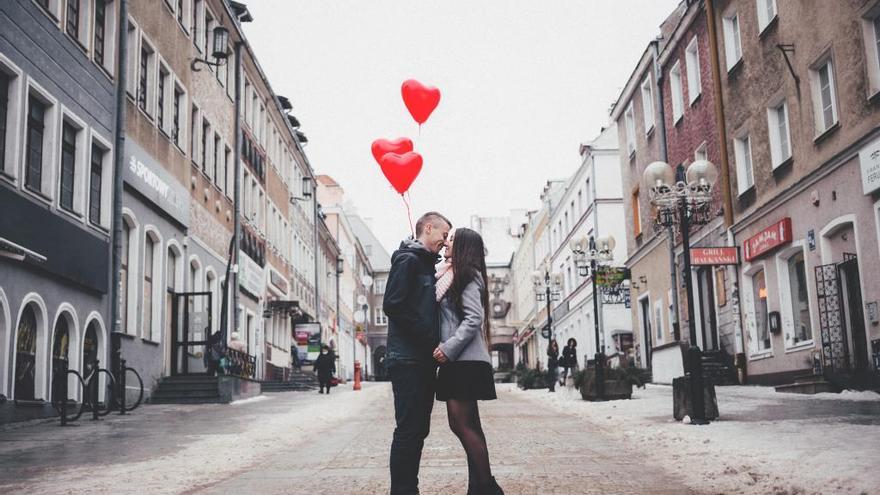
[839,255,869,372]
[695,267,719,351]
[639,295,652,368]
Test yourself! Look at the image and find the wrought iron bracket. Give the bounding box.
[776,44,800,87]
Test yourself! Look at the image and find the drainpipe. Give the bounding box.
[652,37,682,343]
[232,41,243,341]
[706,0,746,378]
[110,0,129,373]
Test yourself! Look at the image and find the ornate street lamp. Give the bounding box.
[532,269,561,391]
[643,159,718,424]
[191,26,230,71]
[570,235,616,400]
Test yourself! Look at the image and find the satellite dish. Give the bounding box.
[357,295,368,306]
[354,310,365,324]
[361,275,373,287]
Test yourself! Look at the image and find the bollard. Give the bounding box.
[118,358,127,415]
[594,351,605,401]
[91,359,100,421]
[353,360,362,391]
[60,360,68,426]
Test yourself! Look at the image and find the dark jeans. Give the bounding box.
[389,361,436,495]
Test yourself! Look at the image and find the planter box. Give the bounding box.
[579,369,633,401]
[672,376,719,421]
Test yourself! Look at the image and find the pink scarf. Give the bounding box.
[435,259,453,302]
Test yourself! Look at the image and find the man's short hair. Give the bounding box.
[415,211,452,237]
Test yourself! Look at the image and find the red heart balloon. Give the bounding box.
[379,152,423,195]
[371,137,414,164]
[401,79,441,125]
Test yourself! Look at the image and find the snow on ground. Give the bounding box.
[504,383,880,495]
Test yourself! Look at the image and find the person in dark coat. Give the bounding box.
[559,338,578,386]
[314,345,335,394]
[383,211,451,495]
[546,339,560,392]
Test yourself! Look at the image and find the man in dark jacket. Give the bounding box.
[383,211,451,495]
[314,345,335,394]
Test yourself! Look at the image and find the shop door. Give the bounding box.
[170,292,213,375]
[640,297,652,368]
[839,256,868,372]
[696,267,719,351]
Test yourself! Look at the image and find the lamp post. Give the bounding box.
[643,159,718,425]
[353,274,372,389]
[532,270,561,391]
[570,235,616,400]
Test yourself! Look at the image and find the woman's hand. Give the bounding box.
[433,347,448,363]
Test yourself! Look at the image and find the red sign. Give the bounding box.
[744,218,793,262]
[691,247,739,265]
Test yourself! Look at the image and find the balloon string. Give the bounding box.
[402,193,415,238]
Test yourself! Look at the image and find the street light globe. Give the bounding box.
[361,275,373,288]
[532,271,544,286]
[687,159,718,186]
[643,161,674,189]
[551,272,563,287]
[597,235,616,253]
[569,236,588,253]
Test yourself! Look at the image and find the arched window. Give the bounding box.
[15,305,38,400]
[51,315,71,403]
[83,321,98,378]
[206,270,217,333]
[120,221,130,332]
[143,235,155,339]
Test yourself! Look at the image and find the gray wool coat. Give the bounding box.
[437,273,492,364]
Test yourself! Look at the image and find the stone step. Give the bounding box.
[151,390,222,399]
[775,380,838,395]
[149,396,226,404]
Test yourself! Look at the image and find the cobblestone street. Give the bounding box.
[0,383,695,495]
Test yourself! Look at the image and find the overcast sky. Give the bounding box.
[243,0,680,254]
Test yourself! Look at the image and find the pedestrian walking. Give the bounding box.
[433,227,504,495]
[547,339,560,392]
[559,338,578,386]
[314,345,335,394]
[383,211,451,495]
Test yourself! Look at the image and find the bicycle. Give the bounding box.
[82,360,116,417]
[114,360,144,413]
[51,367,85,424]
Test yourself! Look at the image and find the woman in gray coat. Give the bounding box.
[432,228,503,495]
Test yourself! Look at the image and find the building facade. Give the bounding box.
[0,0,119,416]
[349,214,391,380]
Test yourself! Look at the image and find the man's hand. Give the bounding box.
[433,347,448,363]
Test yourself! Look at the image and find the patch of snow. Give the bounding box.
[229,394,273,406]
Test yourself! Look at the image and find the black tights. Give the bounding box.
[446,399,492,487]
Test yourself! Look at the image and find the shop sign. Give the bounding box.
[595,267,630,287]
[744,218,792,262]
[690,247,739,265]
[124,141,190,226]
[269,268,289,293]
[859,136,880,195]
[239,251,264,298]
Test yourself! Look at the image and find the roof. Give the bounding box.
[316,174,339,187]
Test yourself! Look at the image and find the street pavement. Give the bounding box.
[0,383,697,494]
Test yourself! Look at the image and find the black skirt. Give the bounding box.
[436,361,497,401]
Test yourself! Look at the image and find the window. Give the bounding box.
[203,8,215,63]
[640,77,654,132]
[137,39,156,116]
[214,133,221,190]
[94,0,107,66]
[685,37,701,104]
[66,0,81,42]
[767,101,791,168]
[125,20,137,96]
[88,143,104,226]
[860,10,880,96]
[654,300,664,342]
[756,0,777,33]
[177,0,185,28]
[734,134,754,195]
[632,189,641,237]
[190,104,199,163]
[25,95,47,194]
[670,61,684,122]
[158,66,169,133]
[751,269,771,352]
[374,278,386,295]
[143,235,155,339]
[0,72,8,174]
[624,101,636,155]
[172,85,184,148]
[811,58,838,135]
[192,0,204,50]
[225,145,232,199]
[786,252,812,345]
[723,13,743,70]
[59,122,77,212]
[201,118,209,175]
[695,142,708,162]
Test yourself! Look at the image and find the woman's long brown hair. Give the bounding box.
[448,227,491,345]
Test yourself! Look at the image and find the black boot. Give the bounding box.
[471,478,503,495]
[488,477,504,495]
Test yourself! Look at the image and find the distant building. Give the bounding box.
[349,215,391,380]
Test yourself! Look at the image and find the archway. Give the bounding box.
[0,288,9,398]
[14,304,39,400]
[373,346,387,381]
[50,313,73,403]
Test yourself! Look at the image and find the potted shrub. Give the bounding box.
[575,366,645,401]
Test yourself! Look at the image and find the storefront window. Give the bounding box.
[752,269,771,351]
[787,252,812,344]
